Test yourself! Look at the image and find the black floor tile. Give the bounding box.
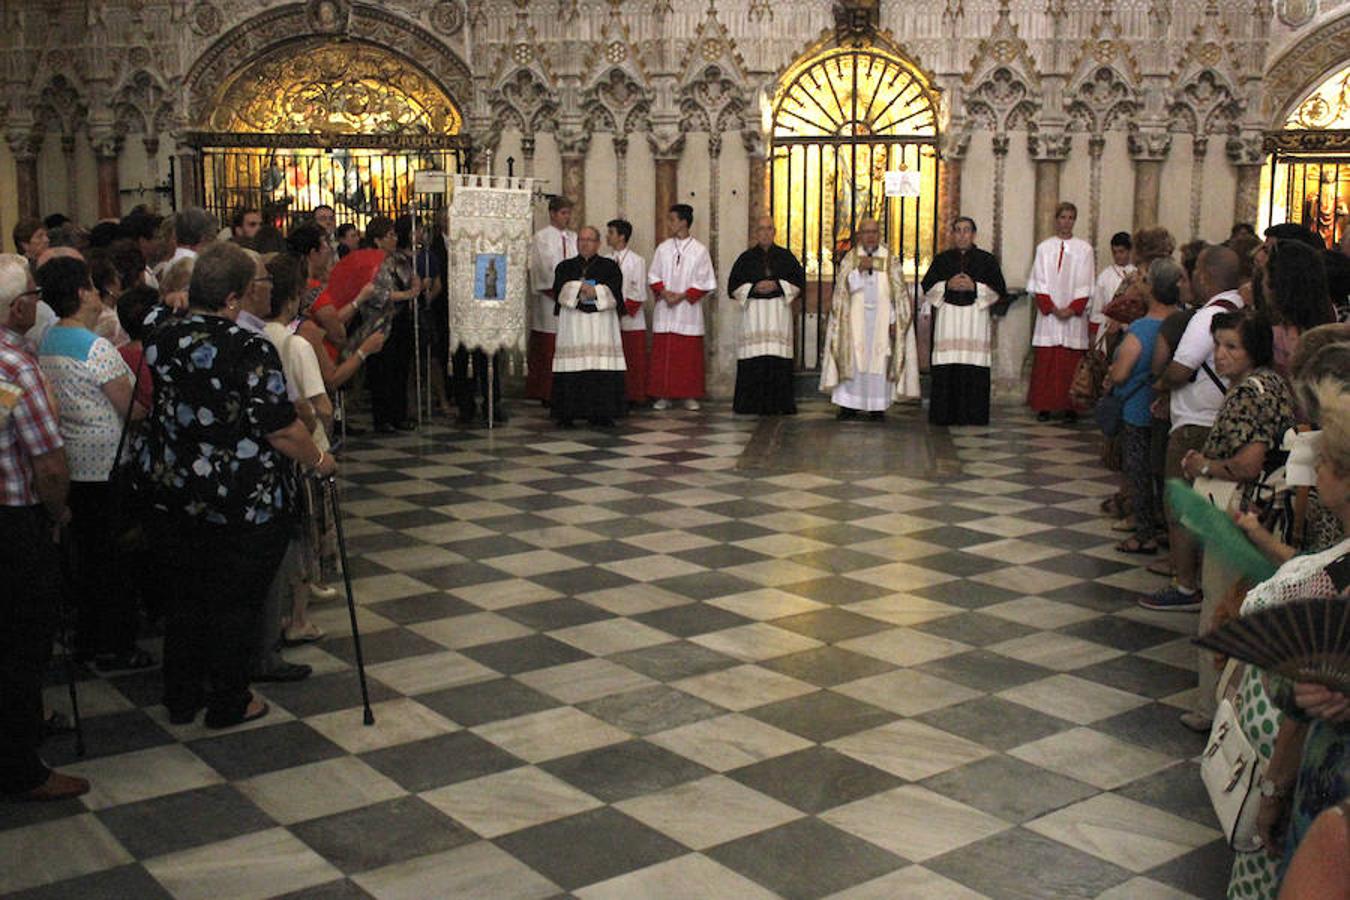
[321,628,445,667]
[910,579,1024,609]
[528,567,636,596]
[1117,761,1220,827]
[42,709,174,766]
[1073,654,1197,699]
[290,796,475,874]
[673,544,773,570]
[775,577,895,606]
[706,816,906,899]
[760,646,896,687]
[360,731,524,792]
[259,671,400,719]
[652,572,760,601]
[1094,703,1209,758]
[927,828,1132,900]
[610,641,741,681]
[365,593,479,626]
[1144,839,1236,899]
[416,562,515,590]
[499,598,614,630]
[1058,616,1180,652]
[459,634,592,675]
[416,678,561,727]
[768,608,894,643]
[914,696,1076,752]
[493,807,686,891]
[542,739,712,803]
[96,784,274,858]
[920,755,1096,823]
[631,603,749,638]
[727,746,903,814]
[577,685,725,735]
[187,721,346,781]
[916,650,1056,692]
[7,864,173,900]
[912,611,1040,647]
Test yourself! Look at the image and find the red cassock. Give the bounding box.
[526,330,556,400]
[1026,293,1088,413]
[646,283,706,399]
[621,329,648,403]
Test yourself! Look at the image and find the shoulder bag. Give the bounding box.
[1202,660,1265,852]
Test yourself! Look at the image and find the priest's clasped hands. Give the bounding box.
[660,289,691,306]
[754,278,778,294]
[947,273,975,292]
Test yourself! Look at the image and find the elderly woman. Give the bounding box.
[133,242,335,729]
[35,256,151,672]
[1222,383,1350,899]
[363,215,422,433]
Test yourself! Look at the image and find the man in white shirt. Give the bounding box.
[647,204,716,411]
[605,219,649,406]
[526,196,577,405]
[154,207,216,283]
[1141,245,1242,612]
[1026,201,1095,422]
[1089,231,1135,339]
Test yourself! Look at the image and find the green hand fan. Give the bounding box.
[1165,479,1278,584]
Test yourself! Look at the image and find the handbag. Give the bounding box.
[1070,332,1109,409]
[1093,377,1147,438]
[1201,663,1264,852]
[1103,289,1147,325]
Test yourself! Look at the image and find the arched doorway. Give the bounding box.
[1259,62,1350,248]
[770,43,940,371]
[186,38,470,232]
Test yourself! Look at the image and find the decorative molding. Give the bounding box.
[1127,128,1172,161]
[1263,10,1350,124]
[1028,127,1071,161]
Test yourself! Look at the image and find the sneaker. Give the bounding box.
[1138,585,1203,612]
[1179,711,1212,733]
[683,398,701,411]
[652,398,671,410]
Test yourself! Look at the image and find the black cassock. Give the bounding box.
[920,246,1006,426]
[550,254,628,425]
[728,244,806,415]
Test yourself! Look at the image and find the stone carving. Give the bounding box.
[112,69,171,137]
[1127,128,1172,161]
[492,68,559,135]
[1226,132,1265,166]
[1170,69,1242,136]
[1264,10,1350,123]
[429,1,465,37]
[305,0,350,35]
[1067,65,1137,134]
[1276,0,1316,28]
[678,64,746,137]
[188,0,221,37]
[581,67,653,135]
[1028,127,1072,161]
[965,67,1038,133]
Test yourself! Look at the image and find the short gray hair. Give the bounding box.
[1147,256,1184,307]
[189,242,255,311]
[0,253,30,322]
[175,207,218,247]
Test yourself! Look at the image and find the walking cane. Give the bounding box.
[325,476,375,726]
[55,525,86,756]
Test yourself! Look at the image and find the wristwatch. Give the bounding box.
[1258,778,1287,799]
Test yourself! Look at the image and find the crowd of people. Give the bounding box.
[1068,214,1350,898]
[1,199,1346,896]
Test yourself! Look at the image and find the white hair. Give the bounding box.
[0,253,30,322]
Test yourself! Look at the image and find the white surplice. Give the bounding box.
[648,236,717,337]
[608,248,649,333]
[528,225,577,335]
[732,278,797,361]
[923,280,1001,368]
[1026,236,1095,350]
[553,277,625,373]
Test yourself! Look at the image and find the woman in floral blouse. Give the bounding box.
[133,242,336,729]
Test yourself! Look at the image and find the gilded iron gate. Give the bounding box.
[770,46,941,372]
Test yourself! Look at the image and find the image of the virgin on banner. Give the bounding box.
[446,173,537,425]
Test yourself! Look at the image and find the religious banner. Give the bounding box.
[446,174,537,354]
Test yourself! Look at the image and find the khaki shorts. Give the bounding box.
[1164,424,1211,523]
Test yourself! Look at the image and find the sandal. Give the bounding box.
[1115,537,1158,555]
[1110,518,1137,533]
[205,694,269,730]
[1147,559,1175,577]
[95,649,157,672]
[283,621,326,646]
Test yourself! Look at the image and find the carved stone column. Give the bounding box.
[990,133,1010,261]
[519,135,536,178]
[1128,129,1171,229]
[613,136,629,217]
[648,126,685,243]
[1029,129,1071,242]
[91,130,123,220]
[7,129,42,221]
[557,129,590,226]
[1087,134,1105,250]
[742,129,768,243]
[1227,132,1266,229]
[937,130,970,251]
[174,140,202,209]
[61,135,79,219]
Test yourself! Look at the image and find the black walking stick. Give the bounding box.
[54,525,86,757]
[325,476,375,726]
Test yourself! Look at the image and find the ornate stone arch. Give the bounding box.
[965,67,1039,134]
[182,3,472,130]
[31,74,88,142]
[677,64,746,146]
[1066,65,1138,135]
[1263,11,1350,125]
[1170,68,1243,136]
[581,66,653,136]
[111,69,172,139]
[489,67,559,137]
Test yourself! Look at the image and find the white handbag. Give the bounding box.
[1201,678,1265,852]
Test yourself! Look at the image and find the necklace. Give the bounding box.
[674,237,693,267]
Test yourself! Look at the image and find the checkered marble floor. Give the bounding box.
[4,399,1234,899]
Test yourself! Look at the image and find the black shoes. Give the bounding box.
[837,408,858,421]
[253,662,312,683]
[1036,411,1051,422]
